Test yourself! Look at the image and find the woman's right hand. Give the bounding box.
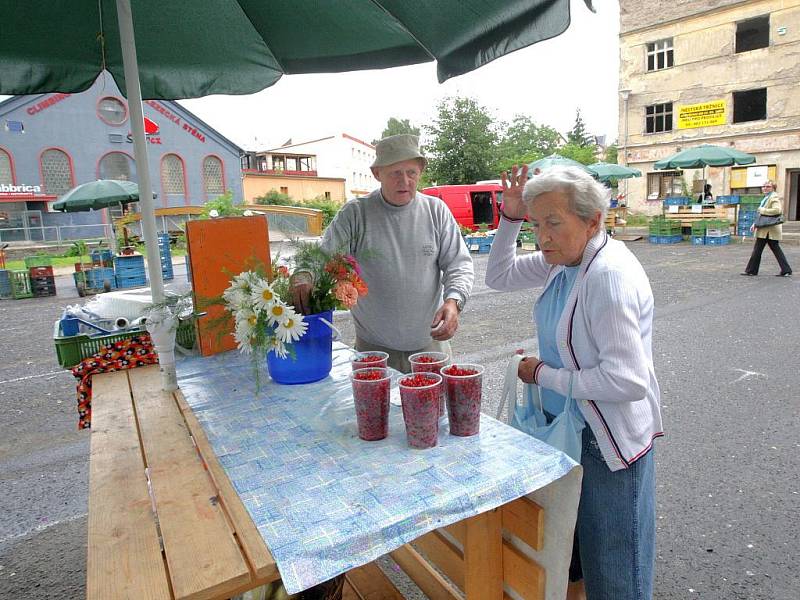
[500,164,529,220]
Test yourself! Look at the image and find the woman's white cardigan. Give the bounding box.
[486,218,663,471]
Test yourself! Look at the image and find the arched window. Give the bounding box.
[0,148,13,185]
[41,148,73,195]
[202,155,225,197]
[99,151,137,182]
[161,154,186,205]
[97,96,128,125]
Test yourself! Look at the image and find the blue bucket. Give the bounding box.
[266,310,334,385]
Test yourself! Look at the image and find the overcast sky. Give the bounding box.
[178,0,620,151]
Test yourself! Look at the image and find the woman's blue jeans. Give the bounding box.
[574,426,656,600]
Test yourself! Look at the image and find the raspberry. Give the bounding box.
[400,374,438,388]
[355,354,384,363]
[414,355,437,363]
[354,370,386,381]
[443,365,478,377]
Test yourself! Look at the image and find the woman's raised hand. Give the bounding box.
[500,164,529,220]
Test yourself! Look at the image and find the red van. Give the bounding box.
[421,183,503,231]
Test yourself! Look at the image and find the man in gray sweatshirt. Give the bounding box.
[321,134,474,372]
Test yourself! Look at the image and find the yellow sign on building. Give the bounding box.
[677,100,726,129]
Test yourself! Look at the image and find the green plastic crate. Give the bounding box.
[691,220,710,234]
[24,255,53,268]
[54,319,196,368]
[10,270,33,299]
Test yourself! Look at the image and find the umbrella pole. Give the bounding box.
[116,0,176,391]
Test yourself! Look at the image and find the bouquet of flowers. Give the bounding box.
[222,243,368,359]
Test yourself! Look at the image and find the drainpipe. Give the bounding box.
[619,89,632,202]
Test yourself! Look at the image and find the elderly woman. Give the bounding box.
[741,180,792,277]
[487,165,663,600]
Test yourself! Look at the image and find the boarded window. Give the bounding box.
[41,148,73,195]
[0,149,13,185]
[645,103,673,133]
[733,88,767,123]
[202,156,225,196]
[99,152,136,181]
[736,16,769,53]
[161,154,186,195]
[646,39,673,71]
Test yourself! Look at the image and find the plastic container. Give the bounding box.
[399,372,442,449]
[266,310,334,385]
[350,367,391,441]
[351,351,388,371]
[442,364,485,437]
[409,351,449,416]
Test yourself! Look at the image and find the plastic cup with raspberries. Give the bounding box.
[351,351,389,371]
[408,351,449,417]
[398,372,443,449]
[441,364,484,436]
[350,367,392,441]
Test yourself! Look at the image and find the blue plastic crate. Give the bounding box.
[691,235,706,245]
[716,195,740,204]
[0,269,11,299]
[464,236,493,254]
[706,235,731,246]
[115,274,147,289]
[663,197,690,206]
[649,234,683,244]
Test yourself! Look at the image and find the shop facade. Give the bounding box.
[0,75,243,242]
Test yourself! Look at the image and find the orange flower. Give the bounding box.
[333,281,359,308]
[349,273,368,296]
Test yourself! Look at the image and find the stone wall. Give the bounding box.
[620,0,747,33]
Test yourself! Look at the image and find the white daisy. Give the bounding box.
[251,279,278,311]
[265,300,289,325]
[233,326,254,354]
[267,337,289,358]
[275,311,307,343]
[235,307,259,329]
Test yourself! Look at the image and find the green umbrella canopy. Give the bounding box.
[653,144,756,170]
[52,179,140,212]
[0,0,594,99]
[527,153,591,177]
[586,162,642,182]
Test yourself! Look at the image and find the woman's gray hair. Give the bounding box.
[522,166,609,222]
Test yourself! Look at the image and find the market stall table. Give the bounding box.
[87,346,581,599]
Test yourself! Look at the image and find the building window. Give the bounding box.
[646,39,673,71]
[280,186,289,195]
[736,15,769,53]
[324,191,331,200]
[202,156,225,197]
[40,148,73,195]
[97,96,128,125]
[273,156,285,170]
[161,154,186,195]
[99,152,136,181]
[648,170,684,200]
[0,149,13,185]
[645,103,673,133]
[733,88,767,123]
[5,120,24,134]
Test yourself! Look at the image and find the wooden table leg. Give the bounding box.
[464,508,503,599]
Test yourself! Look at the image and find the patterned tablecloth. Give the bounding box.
[177,344,577,594]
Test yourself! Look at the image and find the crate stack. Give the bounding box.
[90,249,114,267]
[737,195,762,237]
[158,233,174,281]
[705,219,731,246]
[0,269,11,299]
[82,267,117,291]
[691,220,709,245]
[114,254,147,289]
[648,217,683,244]
[29,265,57,297]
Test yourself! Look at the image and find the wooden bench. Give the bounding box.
[88,365,579,599]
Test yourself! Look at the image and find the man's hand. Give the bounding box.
[430,299,460,341]
[518,355,542,384]
[500,164,529,220]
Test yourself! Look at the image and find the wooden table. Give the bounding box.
[87,365,581,600]
[661,204,734,229]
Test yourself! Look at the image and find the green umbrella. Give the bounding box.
[653,144,756,169]
[586,162,642,182]
[527,153,591,177]
[51,179,140,212]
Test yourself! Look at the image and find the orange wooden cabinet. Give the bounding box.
[186,216,271,356]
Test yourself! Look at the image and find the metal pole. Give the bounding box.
[115,0,164,305]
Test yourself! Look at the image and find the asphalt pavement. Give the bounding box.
[1,238,798,599]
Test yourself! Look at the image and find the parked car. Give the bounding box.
[421,183,503,231]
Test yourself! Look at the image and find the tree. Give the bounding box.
[558,143,597,165]
[422,96,499,185]
[495,115,562,173]
[373,117,420,145]
[604,142,619,164]
[567,109,594,148]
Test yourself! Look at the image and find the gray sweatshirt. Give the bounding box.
[321,189,474,351]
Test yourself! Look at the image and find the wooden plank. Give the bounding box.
[86,371,171,600]
[343,563,405,600]
[464,509,503,600]
[129,366,251,600]
[413,530,464,589]
[502,540,546,600]
[390,545,461,600]
[175,389,278,583]
[443,521,465,545]
[502,497,545,551]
